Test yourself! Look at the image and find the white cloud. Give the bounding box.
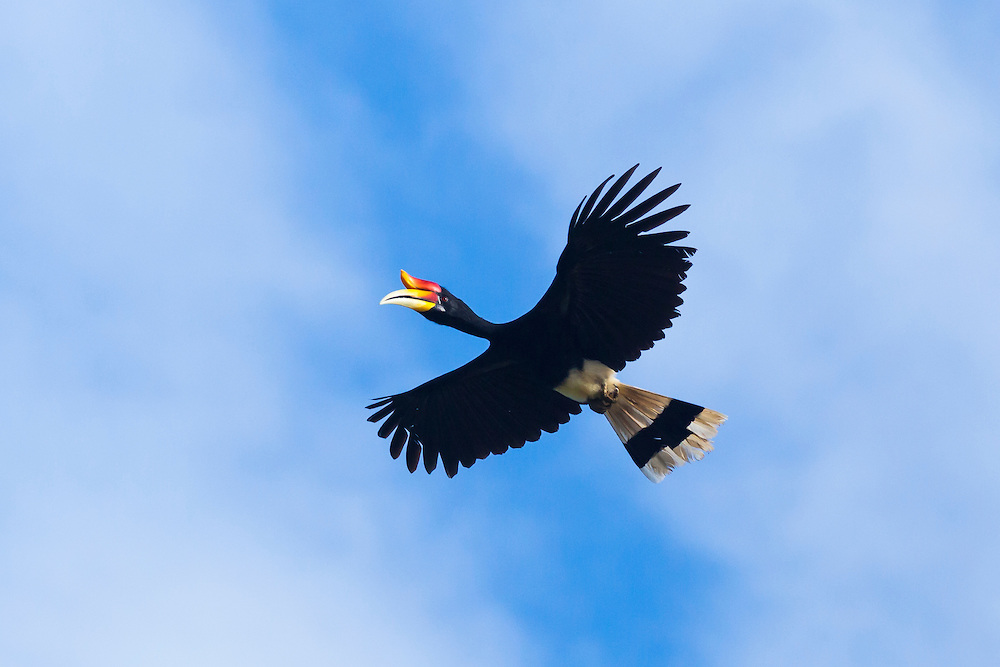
[0,2,536,664]
[453,0,1000,663]
[8,0,997,663]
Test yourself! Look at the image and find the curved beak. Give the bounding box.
[379,270,442,312]
[379,288,438,312]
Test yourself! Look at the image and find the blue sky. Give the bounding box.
[2,0,998,664]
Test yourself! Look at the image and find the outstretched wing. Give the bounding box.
[528,165,695,371]
[367,347,582,477]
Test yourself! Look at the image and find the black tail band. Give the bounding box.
[624,399,704,467]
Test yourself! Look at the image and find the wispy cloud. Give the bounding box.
[0,2,536,664]
[5,0,998,664]
[444,0,1000,663]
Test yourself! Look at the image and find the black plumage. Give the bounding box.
[368,165,725,480]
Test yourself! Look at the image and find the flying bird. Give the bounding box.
[368,165,726,482]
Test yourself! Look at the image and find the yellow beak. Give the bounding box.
[380,270,442,312]
[379,288,438,312]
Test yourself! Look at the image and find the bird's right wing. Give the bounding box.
[366,348,582,477]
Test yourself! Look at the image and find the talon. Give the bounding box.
[587,383,619,414]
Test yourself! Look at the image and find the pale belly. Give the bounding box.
[554,359,617,403]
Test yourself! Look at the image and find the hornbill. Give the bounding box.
[368,165,726,482]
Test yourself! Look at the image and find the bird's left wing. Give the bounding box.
[525,165,696,371]
[366,347,582,477]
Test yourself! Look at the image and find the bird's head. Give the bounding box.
[379,270,472,327]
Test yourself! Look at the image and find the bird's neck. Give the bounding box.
[450,311,499,340]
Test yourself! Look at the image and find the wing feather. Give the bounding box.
[591,164,640,220]
[368,348,581,476]
[577,174,614,228]
[528,166,696,371]
[602,167,661,221]
[390,425,407,460]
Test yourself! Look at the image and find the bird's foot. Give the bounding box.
[587,383,619,414]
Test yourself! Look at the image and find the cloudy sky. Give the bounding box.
[2,0,998,664]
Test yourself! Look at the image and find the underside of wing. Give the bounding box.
[366,349,582,477]
[530,165,696,371]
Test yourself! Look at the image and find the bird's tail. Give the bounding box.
[605,384,726,483]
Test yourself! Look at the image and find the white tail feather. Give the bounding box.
[606,384,727,483]
[605,384,669,444]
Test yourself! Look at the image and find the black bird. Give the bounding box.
[368,166,726,481]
